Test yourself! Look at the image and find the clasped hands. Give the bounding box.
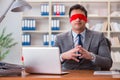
[61,45,93,62]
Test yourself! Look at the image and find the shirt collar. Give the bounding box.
[72,29,86,39]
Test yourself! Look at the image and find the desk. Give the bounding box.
[0,70,120,80]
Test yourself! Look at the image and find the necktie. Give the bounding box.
[77,34,83,58]
[77,34,83,47]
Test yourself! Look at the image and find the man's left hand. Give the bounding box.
[77,46,94,60]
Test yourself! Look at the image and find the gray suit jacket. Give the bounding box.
[54,28,113,70]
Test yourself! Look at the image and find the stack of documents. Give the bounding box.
[94,71,120,75]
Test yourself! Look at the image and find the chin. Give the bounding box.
[75,26,82,29]
[76,27,84,31]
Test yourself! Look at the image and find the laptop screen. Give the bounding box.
[22,47,63,74]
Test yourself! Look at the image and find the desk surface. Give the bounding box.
[1,70,120,80]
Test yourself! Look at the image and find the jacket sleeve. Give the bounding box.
[54,35,62,53]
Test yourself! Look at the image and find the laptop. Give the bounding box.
[22,47,68,74]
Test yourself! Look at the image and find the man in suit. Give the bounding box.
[54,4,113,70]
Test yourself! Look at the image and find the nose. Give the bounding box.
[76,18,80,21]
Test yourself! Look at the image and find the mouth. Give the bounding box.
[75,22,82,25]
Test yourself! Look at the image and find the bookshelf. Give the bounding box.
[22,0,120,69]
[110,1,120,48]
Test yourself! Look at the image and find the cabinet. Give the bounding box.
[22,0,120,69]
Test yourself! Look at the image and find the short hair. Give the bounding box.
[69,4,87,18]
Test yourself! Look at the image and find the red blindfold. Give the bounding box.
[70,14,87,22]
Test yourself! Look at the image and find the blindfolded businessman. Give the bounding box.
[54,4,113,71]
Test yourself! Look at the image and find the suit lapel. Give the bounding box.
[83,29,93,50]
[64,30,93,50]
[66,31,74,49]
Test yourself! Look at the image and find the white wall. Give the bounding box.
[0,0,22,64]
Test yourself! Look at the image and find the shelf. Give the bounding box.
[110,31,120,33]
[88,15,107,18]
[51,15,69,18]
[22,31,49,33]
[26,0,120,3]
[23,15,49,19]
[22,45,48,47]
[110,16,120,19]
[26,0,109,3]
[112,46,120,48]
[110,0,120,2]
[101,31,108,33]
[51,15,109,18]
[51,30,68,33]
[51,15,108,18]
[26,0,49,3]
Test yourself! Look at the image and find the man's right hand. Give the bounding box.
[61,46,81,62]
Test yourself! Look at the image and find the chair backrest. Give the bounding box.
[101,37,112,70]
[105,37,111,51]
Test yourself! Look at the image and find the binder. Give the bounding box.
[51,34,54,46]
[56,19,60,30]
[46,34,49,45]
[60,4,62,15]
[24,19,27,30]
[22,34,31,46]
[56,4,60,15]
[41,4,44,15]
[43,34,49,46]
[22,20,24,30]
[51,19,54,30]
[62,4,65,15]
[53,4,56,15]
[27,19,30,30]
[46,4,49,15]
[51,34,56,46]
[22,35,24,45]
[27,34,31,45]
[32,19,36,30]
[44,4,47,15]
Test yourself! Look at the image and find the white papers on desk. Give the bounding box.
[94,71,120,75]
